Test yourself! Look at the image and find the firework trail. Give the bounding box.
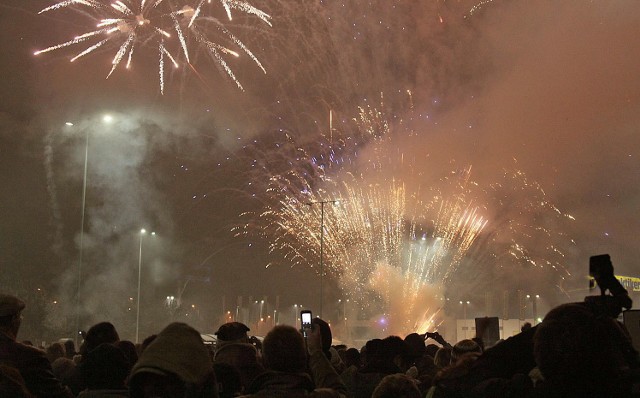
[477,168,576,277]
[466,0,497,18]
[251,0,494,129]
[35,0,271,93]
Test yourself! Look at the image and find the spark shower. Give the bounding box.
[236,106,576,335]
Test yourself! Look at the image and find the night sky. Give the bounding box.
[1,0,639,342]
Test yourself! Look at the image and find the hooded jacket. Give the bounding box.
[130,323,212,384]
[129,323,217,398]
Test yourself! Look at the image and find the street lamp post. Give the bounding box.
[339,298,350,344]
[293,304,299,328]
[72,115,113,347]
[75,126,89,347]
[135,229,155,343]
[307,200,338,318]
[533,294,539,324]
[518,290,525,320]
[459,300,470,339]
[345,299,350,344]
[259,300,265,325]
[135,229,146,343]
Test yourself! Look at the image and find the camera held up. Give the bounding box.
[585,254,633,318]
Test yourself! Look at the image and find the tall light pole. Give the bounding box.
[259,299,265,326]
[339,298,350,344]
[75,125,89,347]
[293,304,299,328]
[459,300,470,339]
[136,229,155,343]
[73,115,113,347]
[306,200,338,318]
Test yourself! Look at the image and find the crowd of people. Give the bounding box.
[1,292,639,397]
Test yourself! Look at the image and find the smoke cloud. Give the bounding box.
[1,0,639,340]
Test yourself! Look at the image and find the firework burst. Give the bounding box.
[35,0,271,93]
[250,163,490,334]
[237,105,575,336]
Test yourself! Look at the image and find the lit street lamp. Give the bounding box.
[527,294,540,324]
[459,300,471,339]
[72,115,113,347]
[339,298,350,343]
[165,295,179,320]
[75,124,89,347]
[292,304,299,328]
[460,300,470,320]
[259,300,265,322]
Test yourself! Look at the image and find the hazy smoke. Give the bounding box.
[43,111,192,336]
[2,0,638,340]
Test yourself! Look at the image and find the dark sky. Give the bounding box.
[1,0,639,340]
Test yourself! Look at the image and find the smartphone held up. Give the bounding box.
[301,310,312,337]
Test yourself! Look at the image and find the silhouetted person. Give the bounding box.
[214,339,264,393]
[138,334,157,356]
[433,347,451,370]
[403,334,438,394]
[450,339,482,365]
[313,318,346,373]
[403,333,426,368]
[82,322,120,355]
[129,322,218,398]
[426,339,482,398]
[71,321,122,395]
[532,303,635,397]
[115,340,138,374]
[0,364,33,397]
[341,337,404,398]
[63,339,77,359]
[343,348,361,370]
[242,324,347,397]
[77,343,128,397]
[435,302,640,398]
[51,357,75,390]
[215,322,251,348]
[372,374,421,398]
[213,362,242,398]
[0,294,72,397]
[46,342,66,364]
